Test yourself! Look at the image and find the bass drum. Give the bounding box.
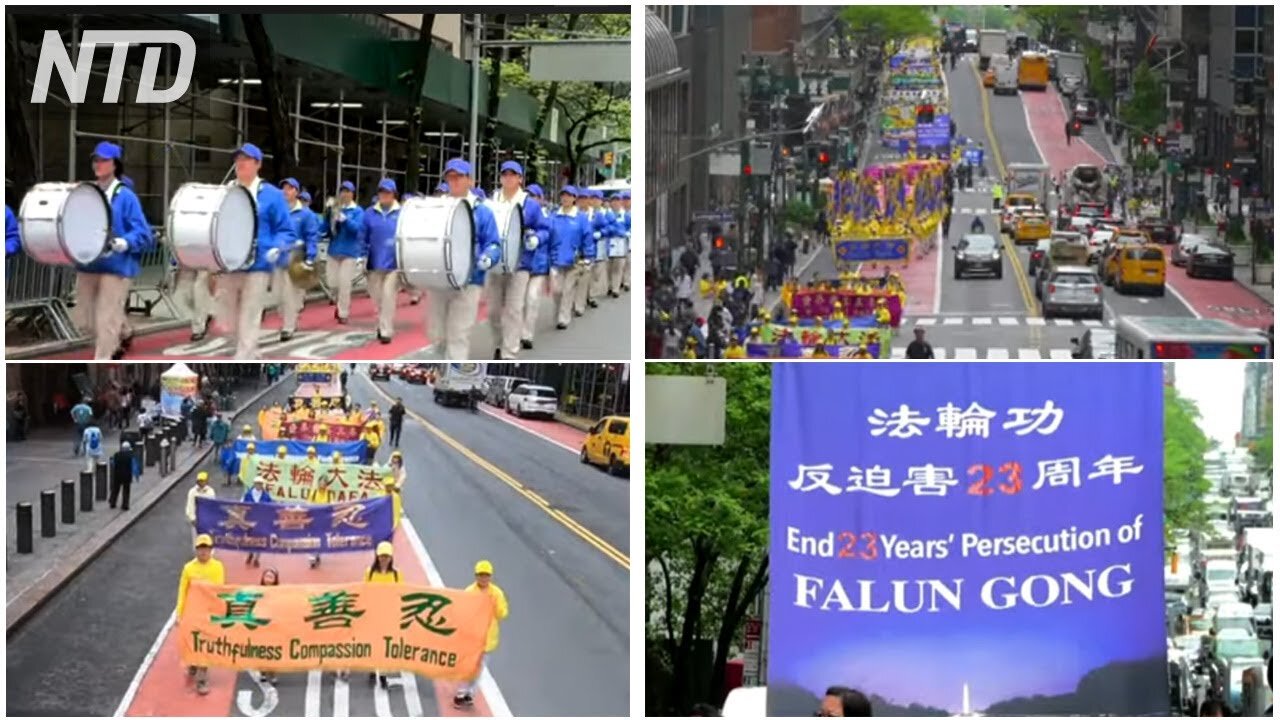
[489,201,524,273]
[396,197,474,291]
[18,182,112,266]
[168,183,257,271]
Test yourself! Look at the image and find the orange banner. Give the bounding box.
[178,582,493,679]
[259,408,365,442]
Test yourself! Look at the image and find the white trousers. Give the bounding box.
[484,271,513,355]
[173,269,213,333]
[365,270,401,337]
[325,256,359,319]
[215,272,271,359]
[590,261,608,297]
[607,257,627,294]
[553,266,583,327]
[74,273,132,360]
[426,285,482,360]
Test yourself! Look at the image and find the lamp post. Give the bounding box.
[736,59,754,270]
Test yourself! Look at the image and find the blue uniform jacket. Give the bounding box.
[363,202,401,271]
[289,202,321,263]
[326,204,366,259]
[548,207,591,268]
[517,204,551,275]
[590,209,613,262]
[6,205,19,257]
[607,210,630,257]
[244,182,296,273]
[80,182,154,278]
[468,199,503,287]
[242,487,274,503]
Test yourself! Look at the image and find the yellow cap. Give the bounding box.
[243,425,252,432]
[246,442,256,451]
[390,450,402,458]
[194,533,213,548]
[307,445,317,454]
[474,560,493,575]
[376,541,394,557]
[276,446,288,456]
[331,451,342,460]
[197,471,209,482]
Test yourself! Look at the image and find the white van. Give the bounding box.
[994,60,1019,95]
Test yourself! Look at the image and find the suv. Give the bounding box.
[953,234,1002,279]
[1172,233,1208,266]
[1073,98,1099,123]
[1040,266,1104,320]
[1187,243,1234,280]
[505,384,558,419]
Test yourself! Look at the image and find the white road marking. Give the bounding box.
[1052,318,1074,326]
[890,347,907,358]
[237,673,280,716]
[914,317,938,326]
[113,612,178,717]
[402,517,513,717]
[953,347,979,359]
[376,673,423,717]
[997,316,1019,326]
[1026,317,1047,326]
[1081,319,1103,327]
[1017,348,1041,359]
[932,225,943,316]
[972,317,993,325]
[943,317,964,326]
[1048,348,1074,360]
[986,348,1011,359]
[478,405,579,455]
[305,671,323,716]
[932,348,949,359]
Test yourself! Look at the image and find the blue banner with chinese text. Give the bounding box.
[194,495,394,554]
[834,239,909,262]
[768,364,1166,716]
[219,439,366,476]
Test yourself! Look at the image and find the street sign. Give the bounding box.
[709,151,742,177]
[742,614,763,686]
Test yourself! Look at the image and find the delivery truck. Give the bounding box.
[978,29,1006,71]
[432,363,488,408]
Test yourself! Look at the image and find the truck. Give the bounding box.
[1005,162,1052,208]
[993,56,1018,95]
[977,29,1006,71]
[1066,163,1107,206]
[1016,52,1050,90]
[1054,51,1086,95]
[432,363,488,408]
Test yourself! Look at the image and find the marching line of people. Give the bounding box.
[6,142,632,361]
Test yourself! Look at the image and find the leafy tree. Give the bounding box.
[839,6,933,44]
[782,199,818,232]
[1019,6,1085,45]
[646,363,770,715]
[1084,44,1114,104]
[485,13,629,185]
[1119,59,1165,134]
[1164,384,1213,540]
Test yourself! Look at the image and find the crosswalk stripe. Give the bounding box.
[986,348,1010,359]
[914,317,938,326]
[1026,317,1047,326]
[998,317,1019,326]
[943,317,965,326]
[1048,349,1074,360]
[953,347,979,359]
[1081,319,1103,327]
[1052,318,1074,326]
[972,317,993,326]
[1017,348,1041,359]
[890,347,907,359]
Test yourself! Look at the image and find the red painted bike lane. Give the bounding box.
[478,406,587,455]
[1022,88,1272,327]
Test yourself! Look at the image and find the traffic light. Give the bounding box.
[714,236,726,250]
[1155,135,1166,154]
[1141,135,1151,148]
[1224,161,1233,172]
[602,151,614,167]
[743,164,753,176]
[818,150,830,167]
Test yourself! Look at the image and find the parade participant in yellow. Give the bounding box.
[874,298,892,327]
[362,540,402,688]
[304,445,320,467]
[698,273,713,298]
[314,423,331,443]
[453,560,509,709]
[275,445,288,461]
[748,326,763,344]
[812,344,831,358]
[781,281,794,310]
[852,343,874,359]
[240,424,255,441]
[307,473,336,568]
[682,336,698,359]
[724,337,746,359]
[382,475,402,529]
[387,450,406,490]
[237,443,258,485]
[715,277,729,298]
[176,533,224,696]
[360,423,381,464]
[832,301,846,322]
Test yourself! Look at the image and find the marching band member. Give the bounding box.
[364,178,402,345]
[6,205,20,257]
[426,158,502,360]
[516,185,551,351]
[587,189,612,304]
[214,143,295,359]
[279,178,320,342]
[488,161,544,359]
[77,142,155,360]
[549,186,591,330]
[606,192,629,297]
[620,190,632,291]
[572,189,601,315]
[173,260,213,342]
[325,180,365,324]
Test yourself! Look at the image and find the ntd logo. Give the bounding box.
[31,30,195,104]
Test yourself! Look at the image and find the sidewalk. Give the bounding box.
[5,375,289,631]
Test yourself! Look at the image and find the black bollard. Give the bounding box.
[146,433,159,467]
[61,479,76,525]
[80,471,94,512]
[17,502,34,553]
[41,490,57,538]
[95,461,109,501]
[160,438,171,475]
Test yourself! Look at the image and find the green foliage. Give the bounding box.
[782,199,818,231]
[646,363,771,714]
[840,6,934,42]
[1084,44,1114,102]
[1020,6,1084,44]
[1119,59,1165,134]
[1226,215,1248,245]
[1164,384,1213,540]
[1131,149,1160,175]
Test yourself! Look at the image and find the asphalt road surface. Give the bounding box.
[7,371,629,717]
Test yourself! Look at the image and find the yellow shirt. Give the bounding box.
[362,430,381,450]
[384,488,402,528]
[364,567,401,583]
[724,345,746,359]
[465,582,509,652]
[309,487,334,504]
[175,557,225,617]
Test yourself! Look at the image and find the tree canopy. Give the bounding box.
[646,362,770,715]
[840,6,934,42]
[1163,384,1213,540]
[1019,6,1085,45]
[1120,59,1165,134]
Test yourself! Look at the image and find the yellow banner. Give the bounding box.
[179,582,493,679]
[242,455,391,502]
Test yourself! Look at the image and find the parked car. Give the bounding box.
[1172,232,1208,266]
[953,233,1003,279]
[1187,243,1235,280]
[1028,238,1052,276]
[581,415,630,476]
[505,384,558,419]
[1138,219,1178,244]
[1040,266,1104,320]
[1073,98,1099,123]
[1070,328,1117,359]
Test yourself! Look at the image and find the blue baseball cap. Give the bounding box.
[619,190,630,199]
[560,185,578,197]
[299,190,312,203]
[339,180,355,193]
[499,160,523,176]
[435,181,450,193]
[444,158,472,177]
[527,184,544,198]
[609,192,623,202]
[377,178,397,194]
[472,188,488,201]
[281,177,301,191]
[233,143,263,162]
[90,141,122,161]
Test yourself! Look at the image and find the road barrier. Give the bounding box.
[16,502,34,554]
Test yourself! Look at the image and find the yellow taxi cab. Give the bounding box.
[1013,212,1051,244]
[1104,243,1166,295]
[983,67,996,87]
[1001,193,1039,232]
[581,415,630,476]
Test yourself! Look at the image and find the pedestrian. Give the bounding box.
[820,686,872,717]
[905,327,936,359]
[241,475,273,567]
[108,441,135,510]
[388,397,405,448]
[942,207,952,239]
[339,367,349,391]
[186,471,216,543]
[453,560,509,709]
[364,541,402,689]
[1064,119,1073,145]
[9,393,30,442]
[209,413,230,455]
[360,424,381,465]
[176,533,224,696]
[307,473,336,568]
[191,400,209,447]
[71,396,94,456]
[81,423,104,473]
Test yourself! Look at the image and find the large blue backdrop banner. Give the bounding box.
[768,363,1167,716]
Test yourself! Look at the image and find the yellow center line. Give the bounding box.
[971,61,1041,319]
[365,379,630,570]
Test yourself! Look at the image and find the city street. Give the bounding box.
[7,367,629,717]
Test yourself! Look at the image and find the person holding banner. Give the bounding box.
[364,541,403,689]
[241,475,274,567]
[454,560,509,708]
[382,476,403,529]
[360,424,382,464]
[307,474,336,569]
[186,472,216,541]
[259,567,281,686]
[176,533,224,696]
[237,443,259,486]
[388,450,407,490]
